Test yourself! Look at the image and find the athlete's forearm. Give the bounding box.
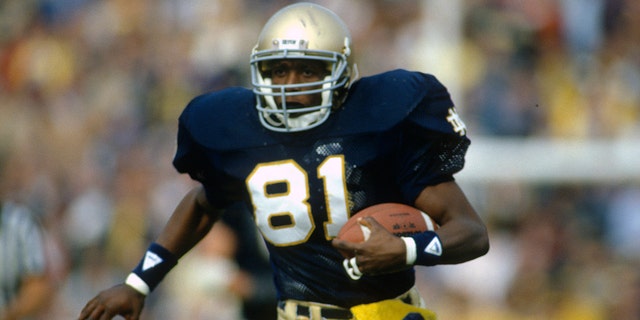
[433,216,488,264]
[155,185,220,258]
[414,181,489,264]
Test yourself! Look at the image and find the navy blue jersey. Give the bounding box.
[173,69,470,307]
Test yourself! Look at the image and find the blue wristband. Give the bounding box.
[130,243,178,292]
[410,231,443,266]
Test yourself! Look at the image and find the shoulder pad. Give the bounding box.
[333,70,462,136]
[178,87,276,150]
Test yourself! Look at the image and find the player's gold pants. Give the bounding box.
[277,286,434,320]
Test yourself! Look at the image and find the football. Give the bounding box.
[336,203,439,258]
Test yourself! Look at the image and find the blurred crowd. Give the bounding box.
[0,0,638,319]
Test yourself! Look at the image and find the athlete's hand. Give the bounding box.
[332,217,408,276]
[78,284,146,320]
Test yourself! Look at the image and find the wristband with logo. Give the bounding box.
[404,231,443,266]
[126,243,178,294]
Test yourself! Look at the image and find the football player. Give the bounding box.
[79,3,489,320]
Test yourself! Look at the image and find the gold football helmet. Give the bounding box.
[250,2,357,132]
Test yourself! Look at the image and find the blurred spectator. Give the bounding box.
[605,187,640,260]
[0,201,53,320]
[161,221,251,320]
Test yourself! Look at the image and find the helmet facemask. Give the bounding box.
[251,45,351,132]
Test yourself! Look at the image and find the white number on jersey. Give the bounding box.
[246,155,351,246]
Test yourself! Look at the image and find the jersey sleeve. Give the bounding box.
[172,97,238,208]
[394,73,470,203]
[173,97,209,182]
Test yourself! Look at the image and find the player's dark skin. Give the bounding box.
[78,60,489,320]
[269,59,327,108]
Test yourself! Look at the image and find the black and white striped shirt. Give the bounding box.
[0,201,47,311]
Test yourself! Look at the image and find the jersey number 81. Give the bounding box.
[246,155,350,246]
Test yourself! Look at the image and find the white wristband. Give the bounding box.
[125,273,150,296]
[401,237,417,265]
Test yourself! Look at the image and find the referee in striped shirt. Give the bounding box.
[0,201,52,319]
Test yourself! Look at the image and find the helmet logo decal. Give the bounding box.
[272,39,308,50]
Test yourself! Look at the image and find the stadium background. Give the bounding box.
[0,0,638,319]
